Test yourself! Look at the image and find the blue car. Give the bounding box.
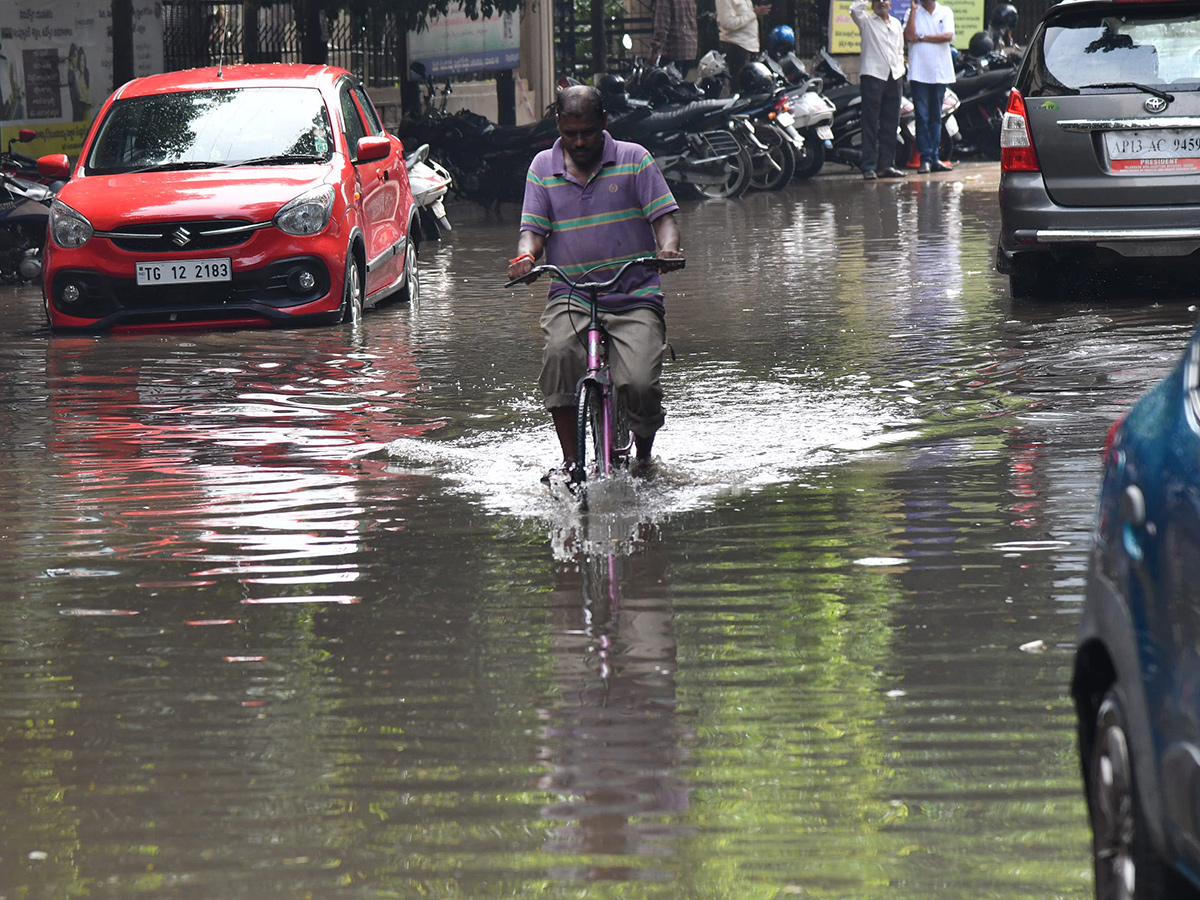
[1073,320,1200,899]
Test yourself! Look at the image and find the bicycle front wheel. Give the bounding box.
[576,380,606,480]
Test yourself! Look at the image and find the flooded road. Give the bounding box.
[3,162,1197,899]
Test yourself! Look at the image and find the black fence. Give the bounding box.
[162,2,407,86]
[162,0,1055,91]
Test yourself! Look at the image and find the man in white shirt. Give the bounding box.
[904,0,955,173]
[717,0,771,83]
[850,0,907,180]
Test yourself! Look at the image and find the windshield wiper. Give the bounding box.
[120,160,230,174]
[236,154,327,166]
[1078,82,1175,103]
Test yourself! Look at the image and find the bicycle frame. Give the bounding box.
[505,255,683,488]
[581,295,633,478]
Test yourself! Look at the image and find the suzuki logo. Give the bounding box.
[172,227,193,247]
[1145,96,1168,114]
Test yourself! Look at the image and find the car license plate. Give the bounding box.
[1105,129,1200,175]
[136,258,232,286]
[775,111,795,128]
[817,125,833,141]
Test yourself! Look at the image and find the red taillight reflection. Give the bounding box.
[1000,89,1040,173]
[1102,415,1126,465]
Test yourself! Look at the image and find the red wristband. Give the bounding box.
[509,253,534,265]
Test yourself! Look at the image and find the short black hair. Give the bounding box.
[556,84,606,119]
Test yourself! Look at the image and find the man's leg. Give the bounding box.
[603,307,667,461]
[719,42,751,88]
[910,80,936,165]
[877,75,902,169]
[859,74,884,174]
[929,83,947,164]
[538,296,587,465]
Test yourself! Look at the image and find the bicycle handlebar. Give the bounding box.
[504,255,685,290]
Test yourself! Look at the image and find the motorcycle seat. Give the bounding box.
[486,118,560,150]
[636,99,735,132]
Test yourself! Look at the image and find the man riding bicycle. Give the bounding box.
[507,85,684,480]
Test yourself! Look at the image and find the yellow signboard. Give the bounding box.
[829,0,985,55]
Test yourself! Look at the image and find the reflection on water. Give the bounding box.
[3,165,1195,898]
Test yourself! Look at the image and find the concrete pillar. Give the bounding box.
[519,0,556,121]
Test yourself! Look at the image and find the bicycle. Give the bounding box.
[505,255,685,493]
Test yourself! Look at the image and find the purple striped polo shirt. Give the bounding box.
[519,131,679,314]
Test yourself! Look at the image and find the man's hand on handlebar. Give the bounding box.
[507,252,537,282]
[655,249,685,273]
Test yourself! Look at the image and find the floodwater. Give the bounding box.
[2,162,1197,899]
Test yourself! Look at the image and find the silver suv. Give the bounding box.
[996,0,1200,297]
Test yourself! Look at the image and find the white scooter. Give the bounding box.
[404,143,453,240]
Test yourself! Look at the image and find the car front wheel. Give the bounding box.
[341,255,363,324]
[1089,690,1195,900]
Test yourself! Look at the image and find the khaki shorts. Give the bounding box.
[538,296,667,439]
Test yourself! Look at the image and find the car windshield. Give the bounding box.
[85,86,334,175]
[1036,8,1200,91]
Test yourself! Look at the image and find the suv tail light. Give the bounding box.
[1000,89,1040,173]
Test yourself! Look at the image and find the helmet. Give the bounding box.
[968,31,995,58]
[594,73,626,96]
[736,61,777,96]
[697,49,727,80]
[768,25,795,55]
[989,3,1018,31]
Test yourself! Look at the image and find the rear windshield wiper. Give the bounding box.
[1078,82,1175,103]
[236,154,328,166]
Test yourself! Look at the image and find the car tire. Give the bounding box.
[1008,261,1048,299]
[400,235,420,304]
[1089,690,1196,900]
[341,255,363,324]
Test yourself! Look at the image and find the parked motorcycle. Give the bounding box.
[641,56,802,192]
[0,172,55,284]
[404,143,453,240]
[600,71,755,200]
[948,32,1020,160]
[398,63,557,206]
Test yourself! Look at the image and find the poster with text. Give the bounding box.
[0,0,164,157]
[407,5,519,78]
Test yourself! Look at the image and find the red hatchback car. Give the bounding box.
[38,64,420,332]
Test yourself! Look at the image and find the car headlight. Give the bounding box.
[274,184,335,236]
[49,200,93,248]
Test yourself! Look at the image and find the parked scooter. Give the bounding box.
[761,26,837,178]
[404,143,453,240]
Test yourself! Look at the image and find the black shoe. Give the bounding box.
[878,167,907,178]
[862,170,877,180]
[931,160,953,172]
[916,162,931,174]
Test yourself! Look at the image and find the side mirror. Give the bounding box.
[356,135,390,163]
[18,128,38,144]
[38,154,71,180]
